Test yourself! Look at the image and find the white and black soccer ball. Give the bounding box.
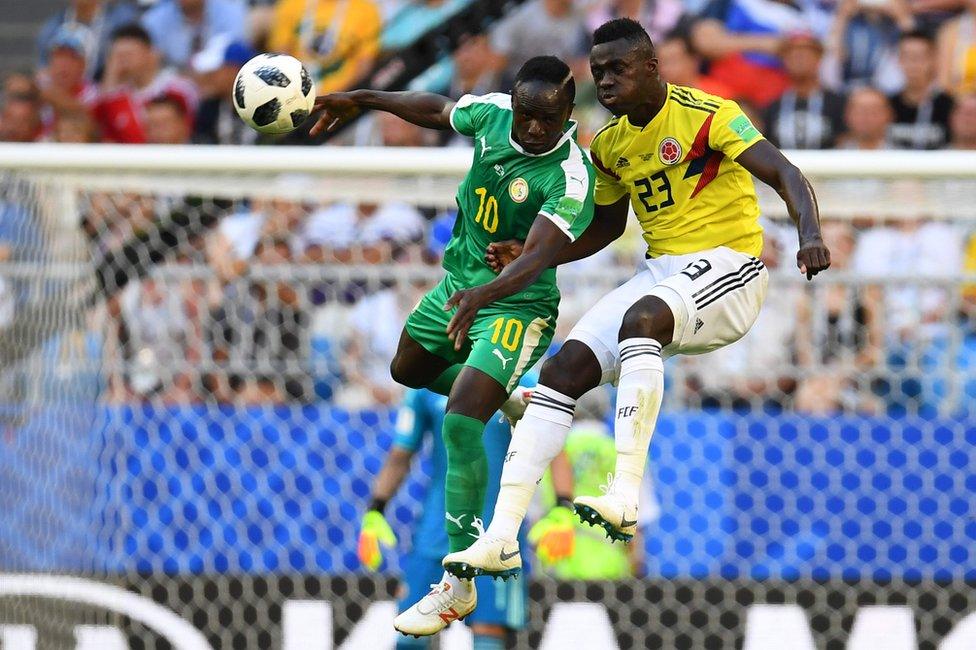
[233,54,315,135]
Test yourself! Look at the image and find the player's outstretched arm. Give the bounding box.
[484,194,629,272]
[736,140,831,280]
[445,216,568,350]
[309,90,455,135]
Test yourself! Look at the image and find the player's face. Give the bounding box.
[590,40,658,115]
[511,81,573,154]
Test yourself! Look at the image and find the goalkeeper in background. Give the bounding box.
[535,388,658,580]
[359,383,576,649]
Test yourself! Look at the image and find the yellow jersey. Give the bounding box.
[590,84,764,258]
[269,0,381,94]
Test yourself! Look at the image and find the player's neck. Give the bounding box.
[625,82,668,128]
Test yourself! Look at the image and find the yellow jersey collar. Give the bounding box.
[620,84,673,132]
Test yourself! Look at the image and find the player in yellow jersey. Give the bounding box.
[443,17,831,577]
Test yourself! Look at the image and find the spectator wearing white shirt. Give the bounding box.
[142,0,248,70]
[303,202,426,264]
[853,218,963,343]
[208,198,311,280]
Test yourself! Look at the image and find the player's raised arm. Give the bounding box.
[309,89,455,135]
[736,140,831,280]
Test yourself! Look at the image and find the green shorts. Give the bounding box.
[405,276,556,392]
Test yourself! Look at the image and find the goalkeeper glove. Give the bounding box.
[357,510,397,571]
[528,505,576,565]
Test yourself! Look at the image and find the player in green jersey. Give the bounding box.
[310,56,595,638]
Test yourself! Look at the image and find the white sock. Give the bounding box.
[613,338,664,504]
[441,570,472,595]
[485,385,577,540]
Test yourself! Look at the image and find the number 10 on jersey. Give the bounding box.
[474,187,499,233]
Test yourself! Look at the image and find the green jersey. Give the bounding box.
[445,93,596,309]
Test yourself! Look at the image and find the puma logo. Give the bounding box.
[480,135,492,158]
[499,547,520,562]
[493,349,513,369]
[445,512,466,528]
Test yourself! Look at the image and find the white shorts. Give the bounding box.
[567,246,769,385]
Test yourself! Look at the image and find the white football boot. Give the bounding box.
[442,534,522,580]
[573,473,638,543]
[393,577,477,637]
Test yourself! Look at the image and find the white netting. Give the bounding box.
[0,145,975,649]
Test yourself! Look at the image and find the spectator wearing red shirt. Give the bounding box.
[690,0,815,107]
[93,24,198,143]
[656,34,736,98]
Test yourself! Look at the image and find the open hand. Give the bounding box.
[484,240,524,273]
[357,510,397,572]
[528,506,576,565]
[309,92,362,136]
[797,239,831,280]
[444,287,493,350]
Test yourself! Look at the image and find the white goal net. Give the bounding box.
[0,143,975,649]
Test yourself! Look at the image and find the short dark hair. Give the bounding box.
[593,18,654,51]
[514,55,575,103]
[898,28,935,46]
[146,93,189,120]
[110,23,153,47]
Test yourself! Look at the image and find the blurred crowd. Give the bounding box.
[0,0,975,148]
[1,0,976,418]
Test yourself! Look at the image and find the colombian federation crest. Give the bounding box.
[509,177,529,203]
[659,137,682,165]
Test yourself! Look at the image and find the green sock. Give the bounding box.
[442,412,488,553]
[427,364,463,396]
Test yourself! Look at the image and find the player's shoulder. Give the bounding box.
[588,115,626,168]
[589,115,623,150]
[668,84,728,114]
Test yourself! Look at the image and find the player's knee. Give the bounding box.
[389,355,424,389]
[539,349,597,399]
[619,296,674,345]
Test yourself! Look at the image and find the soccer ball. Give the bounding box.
[233,54,315,135]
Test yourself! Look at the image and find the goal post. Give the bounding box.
[0,144,975,649]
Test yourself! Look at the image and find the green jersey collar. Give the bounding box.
[509,120,579,157]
